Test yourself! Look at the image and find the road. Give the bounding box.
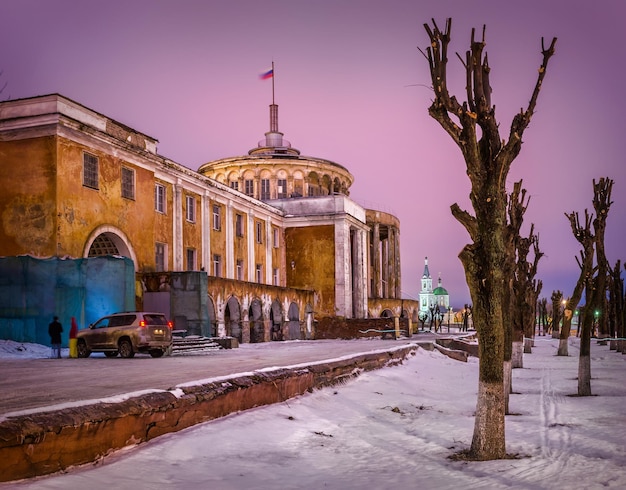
[0,337,433,417]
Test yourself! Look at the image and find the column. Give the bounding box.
[394,227,402,299]
[173,180,183,271]
[201,191,211,272]
[372,222,380,298]
[247,211,255,282]
[265,218,272,284]
[225,200,234,279]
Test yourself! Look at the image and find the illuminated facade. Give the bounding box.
[0,94,417,342]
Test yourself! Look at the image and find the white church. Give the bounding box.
[418,257,450,313]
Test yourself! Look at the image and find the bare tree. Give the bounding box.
[579,178,614,396]
[559,210,595,356]
[421,18,556,459]
[513,226,542,366]
[537,297,549,336]
[609,260,626,352]
[550,290,563,339]
[607,261,624,347]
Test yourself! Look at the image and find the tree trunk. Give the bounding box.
[578,298,593,396]
[511,340,524,367]
[503,359,512,414]
[462,241,507,459]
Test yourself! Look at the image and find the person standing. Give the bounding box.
[48,316,63,359]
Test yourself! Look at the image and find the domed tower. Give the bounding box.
[433,274,450,309]
[198,71,353,201]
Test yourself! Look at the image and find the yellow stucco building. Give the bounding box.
[0,94,418,343]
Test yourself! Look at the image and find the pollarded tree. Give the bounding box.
[551,290,563,339]
[537,297,549,336]
[558,209,595,357]
[579,178,614,396]
[512,226,543,366]
[607,261,624,344]
[421,18,556,460]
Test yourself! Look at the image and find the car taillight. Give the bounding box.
[167,321,173,329]
[139,320,146,328]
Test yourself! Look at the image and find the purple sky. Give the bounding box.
[2,0,624,308]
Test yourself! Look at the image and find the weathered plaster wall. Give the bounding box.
[285,225,336,317]
[0,136,58,257]
[56,138,158,268]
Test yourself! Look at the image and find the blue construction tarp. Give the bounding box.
[0,255,135,346]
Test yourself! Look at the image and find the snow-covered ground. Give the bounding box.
[3,336,626,489]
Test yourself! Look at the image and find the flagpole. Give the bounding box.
[271,60,275,105]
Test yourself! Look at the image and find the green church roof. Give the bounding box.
[433,286,448,296]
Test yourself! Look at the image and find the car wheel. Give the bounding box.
[77,340,91,358]
[104,351,118,358]
[149,349,164,358]
[118,339,135,358]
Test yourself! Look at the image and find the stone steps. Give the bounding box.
[172,335,222,354]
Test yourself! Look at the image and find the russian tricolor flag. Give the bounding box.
[260,68,273,80]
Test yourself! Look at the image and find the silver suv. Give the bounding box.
[76,312,173,358]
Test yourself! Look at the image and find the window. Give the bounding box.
[121,167,135,199]
[277,179,287,199]
[213,254,222,277]
[213,204,221,230]
[260,179,270,200]
[293,179,303,197]
[236,259,244,281]
[255,264,262,283]
[230,181,239,191]
[155,243,166,272]
[186,195,196,223]
[186,248,196,271]
[83,152,99,189]
[245,179,254,197]
[235,214,244,237]
[155,184,166,213]
[273,228,279,248]
[273,268,279,286]
[256,221,263,244]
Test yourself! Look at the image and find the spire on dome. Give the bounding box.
[422,256,431,279]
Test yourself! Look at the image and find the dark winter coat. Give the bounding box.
[48,319,63,344]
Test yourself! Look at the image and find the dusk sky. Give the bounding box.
[2,0,624,308]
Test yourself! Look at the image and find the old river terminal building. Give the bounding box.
[0,94,419,345]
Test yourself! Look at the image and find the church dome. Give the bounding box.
[433,286,448,296]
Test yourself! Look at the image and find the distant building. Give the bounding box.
[419,257,450,313]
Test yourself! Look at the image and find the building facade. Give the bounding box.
[0,94,418,342]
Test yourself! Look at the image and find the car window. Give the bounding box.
[93,317,111,329]
[143,314,167,325]
[109,314,136,327]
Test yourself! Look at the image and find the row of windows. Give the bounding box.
[229,178,290,199]
[83,154,278,240]
[228,177,323,199]
[84,152,282,275]
[84,152,137,200]
[156,243,279,285]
